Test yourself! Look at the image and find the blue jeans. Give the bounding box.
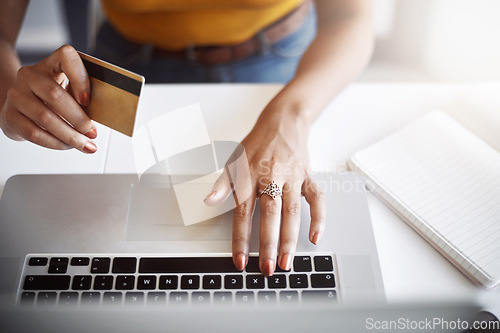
[93,5,317,84]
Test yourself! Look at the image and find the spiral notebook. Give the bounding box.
[349,110,500,289]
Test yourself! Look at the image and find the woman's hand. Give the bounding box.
[0,45,98,153]
[204,101,326,276]
[203,0,372,275]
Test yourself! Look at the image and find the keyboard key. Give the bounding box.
[246,275,265,289]
[81,292,101,306]
[224,275,243,289]
[125,292,144,305]
[302,290,337,304]
[112,257,137,273]
[24,275,70,290]
[139,257,239,273]
[258,291,277,304]
[181,275,200,289]
[245,257,291,273]
[275,265,291,273]
[310,274,335,288]
[29,257,48,266]
[245,257,260,273]
[267,274,287,289]
[191,292,210,306]
[235,291,254,305]
[50,257,68,264]
[314,256,334,272]
[70,257,90,266]
[202,275,221,289]
[72,275,92,290]
[48,257,69,274]
[48,265,67,274]
[20,292,36,305]
[37,292,57,306]
[59,292,79,306]
[289,274,308,288]
[293,256,312,272]
[147,292,166,305]
[159,275,178,289]
[94,275,114,290]
[213,292,233,305]
[91,258,111,274]
[103,292,122,306]
[137,275,157,290]
[279,291,298,304]
[169,292,188,305]
[116,275,135,290]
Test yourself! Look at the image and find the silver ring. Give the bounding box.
[259,181,283,200]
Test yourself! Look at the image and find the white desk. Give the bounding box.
[1,82,497,304]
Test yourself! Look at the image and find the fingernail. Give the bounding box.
[312,233,321,245]
[80,91,90,107]
[84,128,97,139]
[203,189,217,202]
[280,254,292,271]
[235,253,247,271]
[262,260,275,277]
[83,141,97,154]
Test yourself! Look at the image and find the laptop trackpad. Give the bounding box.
[339,254,376,290]
[126,183,233,241]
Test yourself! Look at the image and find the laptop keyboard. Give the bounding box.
[18,253,338,307]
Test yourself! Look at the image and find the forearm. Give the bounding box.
[0,39,22,110]
[260,0,373,130]
[0,0,29,112]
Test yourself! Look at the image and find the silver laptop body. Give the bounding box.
[0,171,384,305]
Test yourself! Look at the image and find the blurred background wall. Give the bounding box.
[15,0,500,82]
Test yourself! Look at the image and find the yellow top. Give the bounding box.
[100,0,303,50]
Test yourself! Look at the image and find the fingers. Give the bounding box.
[258,179,284,276]
[26,72,92,137]
[43,45,91,107]
[229,144,257,271]
[2,107,70,150]
[224,143,253,206]
[303,177,327,245]
[204,142,325,275]
[30,47,93,135]
[232,190,257,271]
[205,143,253,207]
[0,45,98,153]
[6,82,96,153]
[277,183,302,271]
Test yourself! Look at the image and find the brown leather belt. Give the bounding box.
[153,0,312,66]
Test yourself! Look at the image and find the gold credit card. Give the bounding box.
[78,51,145,137]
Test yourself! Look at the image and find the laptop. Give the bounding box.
[0,170,487,332]
[0,168,384,300]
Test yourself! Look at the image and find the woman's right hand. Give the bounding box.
[0,45,98,153]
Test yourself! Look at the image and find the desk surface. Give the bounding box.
[1,82,498,304]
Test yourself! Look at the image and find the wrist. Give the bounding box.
[261,76,327,128]
[253,103,312,151]
[259,103,310,134]
[259,96,316,135]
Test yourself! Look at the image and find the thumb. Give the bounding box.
[203,169,232,206]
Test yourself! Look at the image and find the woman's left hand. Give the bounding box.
[204,102,326,276]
